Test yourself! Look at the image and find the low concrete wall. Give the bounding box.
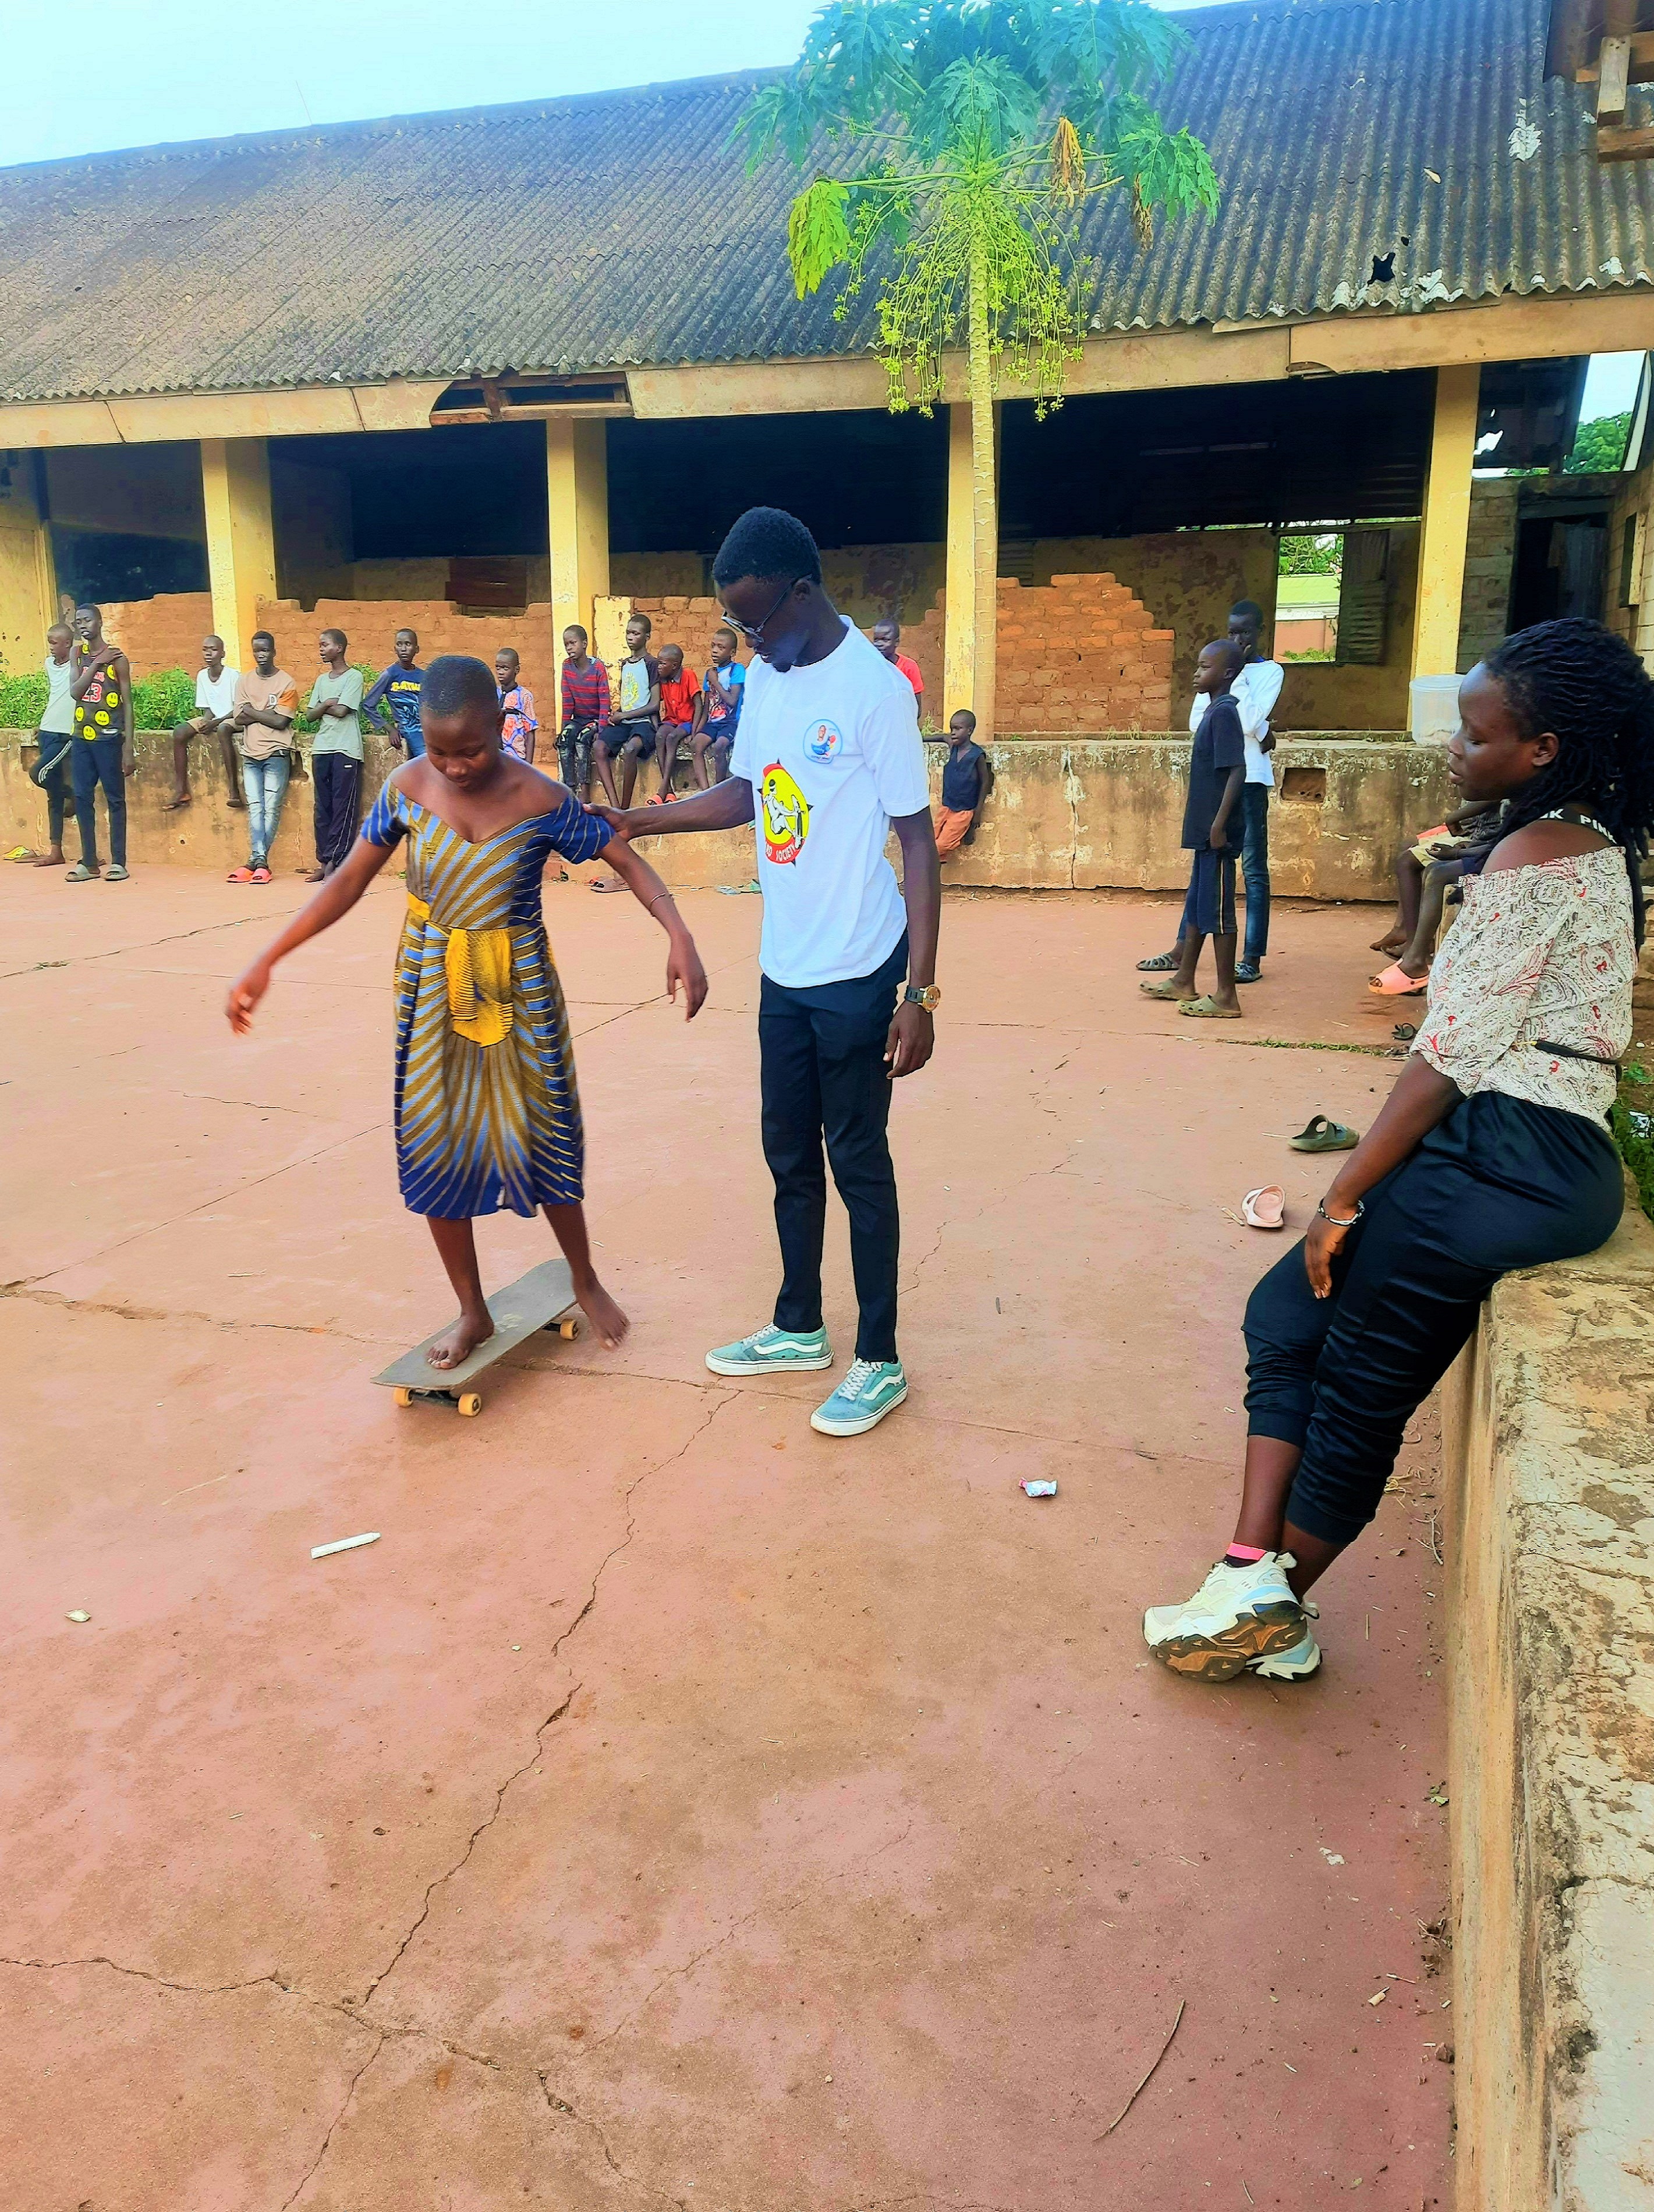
[1442,1192,1654,2210]
[2,730,1452,901]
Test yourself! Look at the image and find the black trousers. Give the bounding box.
[312,752,362,869]
[36,729,72,848]
[759,936,907,1364]
[70,732,126,868]
[558,720,598,792]
[1244,1090,1623,1546]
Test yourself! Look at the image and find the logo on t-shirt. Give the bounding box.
[761,763,810,867]
[804,718,843,763]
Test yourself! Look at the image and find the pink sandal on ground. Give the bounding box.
[250,866,272,884]
[226,865,256,882]
[1368,962,1428,997]
[1242,1186,1287,1230]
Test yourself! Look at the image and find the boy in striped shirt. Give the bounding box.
[557,624,610,797]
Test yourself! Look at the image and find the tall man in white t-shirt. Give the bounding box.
[593,507,941,1438]
[166,633,245,813]
[1136,597,1284,984]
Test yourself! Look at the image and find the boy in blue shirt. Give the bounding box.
[693,623,745,787]
[364,629,426,757]
[1141,638,1246,1019]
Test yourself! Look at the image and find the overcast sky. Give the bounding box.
[2,0,1224,169]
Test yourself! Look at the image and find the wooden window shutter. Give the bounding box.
[1337,529,1390,665]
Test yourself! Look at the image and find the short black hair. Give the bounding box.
[1203,637,1246,680]
[250,630,275,648]
[395,625,419,641]
[627,610,653,636]
[74,601,100,618]
[203,632,224,650]
[711,506,822,589]
[47,621,72,639]
[874,616,901,637]
[422,653,501,724]
[563,623,588,643]
[1230,600,1265,628]
[951,707,977,731]
[321,627,347,650]
[495,644,520,663]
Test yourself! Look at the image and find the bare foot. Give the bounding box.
[1370,930,1407,953]
[162,794,192,811]
[227,794,247,809]
[31,849,65,867]
[427,1309,494,1370]
[302,867,327,883]
[573,1274,629,1349]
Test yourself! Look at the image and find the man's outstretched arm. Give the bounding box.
[887,807,941,1077]
[592,778,756,839]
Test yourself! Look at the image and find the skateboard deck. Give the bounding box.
[373,1257,582,1416]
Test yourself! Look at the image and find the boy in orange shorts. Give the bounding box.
[932,709,989,857]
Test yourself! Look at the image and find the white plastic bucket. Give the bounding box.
[1409,673,1461,746]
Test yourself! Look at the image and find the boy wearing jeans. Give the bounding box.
[65,602,134,882]
[558,624,610,796]
[31,622,76,868]
[363,629,426,757]
[1141,639,1246,1018]
[306,629,365,880]
[228,631,298,883]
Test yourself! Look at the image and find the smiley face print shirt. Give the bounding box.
[729,622,928,988]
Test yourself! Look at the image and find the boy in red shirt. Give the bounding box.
[649,643,704,804]
[872,619,923,704]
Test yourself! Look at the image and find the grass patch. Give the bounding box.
[1613,1059,1653,1223]
[1,662,382,738]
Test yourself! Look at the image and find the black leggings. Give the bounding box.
[1244,1090,1623,1546]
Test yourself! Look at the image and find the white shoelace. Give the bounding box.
[841,1357,881,1398]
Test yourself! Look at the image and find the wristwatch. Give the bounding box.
[904,983,941,1012]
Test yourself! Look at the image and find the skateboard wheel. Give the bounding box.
[457,1392,483,1417]
[394,1387,414,1408]
[557,1316,580,1340]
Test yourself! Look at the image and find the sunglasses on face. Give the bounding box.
[718,575,805,643]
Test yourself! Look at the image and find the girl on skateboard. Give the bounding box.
[226,654,707,1369]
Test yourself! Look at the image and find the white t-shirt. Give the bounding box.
[196,666,240,717]
[729,621,929,988]
[1211,658,1283,787]
[40,655,75,733]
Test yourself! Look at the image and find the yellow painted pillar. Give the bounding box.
[1411,365,1481,681]
[0,449,58,675]
[201,437,277,664]
[546,418,610,645]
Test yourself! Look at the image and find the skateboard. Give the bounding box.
[373,1257,582,1416]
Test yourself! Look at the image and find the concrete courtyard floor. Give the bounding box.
[2,863,1454,2211]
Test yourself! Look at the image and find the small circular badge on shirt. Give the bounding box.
[803,718,843,764]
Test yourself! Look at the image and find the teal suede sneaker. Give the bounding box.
[809,1358,908,1437]
[705,1324,833,1378]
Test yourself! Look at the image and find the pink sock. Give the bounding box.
[1223,1543,1268,1566]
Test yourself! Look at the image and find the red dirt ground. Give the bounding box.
[1,866,1453,2210]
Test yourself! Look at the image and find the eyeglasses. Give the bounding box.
[718,575,806,643]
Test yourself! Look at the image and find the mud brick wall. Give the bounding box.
[995,573,1174,731]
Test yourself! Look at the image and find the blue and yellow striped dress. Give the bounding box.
[361,781,613,1219]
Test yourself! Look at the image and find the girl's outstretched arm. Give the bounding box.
[225,827,396,1034]
[597,836,708,1018]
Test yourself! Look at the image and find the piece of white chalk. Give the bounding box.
[310,1533,381,1560]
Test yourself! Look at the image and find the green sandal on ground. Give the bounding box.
[63,862,98,882]
[1289,1112,1359,1153]
[1136,951,1181,972]
[1178,995,1243,1019]
[1139,977,1195,1001]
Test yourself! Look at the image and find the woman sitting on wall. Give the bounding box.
[1144,617,1653,1681]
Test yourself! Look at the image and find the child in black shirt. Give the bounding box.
[1142,639,1246,1018]
[932,707,990,857]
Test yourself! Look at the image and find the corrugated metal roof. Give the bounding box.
[0,0,1649,406]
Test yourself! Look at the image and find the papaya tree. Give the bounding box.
[739,0,1217,734]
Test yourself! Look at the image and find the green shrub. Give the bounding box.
[0,664,48,728]
[132,668,197,729]
[1613,1077,1654,1225]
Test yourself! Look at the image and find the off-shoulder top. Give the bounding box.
[1411,843,1634,1121]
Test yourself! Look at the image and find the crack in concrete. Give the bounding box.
[0,1281,398,1349]
[358,1391,734,2015]
[537,2073,689,2209]
[277,2030,387,2211]
[0,1954,289,1995]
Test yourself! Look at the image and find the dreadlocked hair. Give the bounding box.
[1485,616,1654,945]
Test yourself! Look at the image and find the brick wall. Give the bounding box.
[995,573,1174,731]
[1457,478,1519,672]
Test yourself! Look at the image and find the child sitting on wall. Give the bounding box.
[695,625,745,788]
[649,644,704,804]
[592,611,659,816]
[558,624,610,797]
[1368,802,1507,996]
[930,708,990,858]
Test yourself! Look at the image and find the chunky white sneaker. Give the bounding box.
[1142,1552,1307,1682]
[1248,1617,1323,1680]
[705,1324,834,1377]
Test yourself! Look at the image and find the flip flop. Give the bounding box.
[1136,951,1181,971]
[1242,1185,1287,1230]
[226,866,256,882]
[1368,962,1428,997]
[1393,1022,1418,1043]
[1289,1114,1359,1153]
[1139,977,1195,1001]
[1178,995,1243,1019]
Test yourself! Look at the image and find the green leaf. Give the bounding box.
[1122,119,1220,219]
[912,52,1041,161]
[787,177,854,295]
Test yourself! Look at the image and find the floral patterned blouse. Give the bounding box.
[1412,845,1634,1121]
